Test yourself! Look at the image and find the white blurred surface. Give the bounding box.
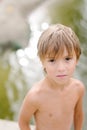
[0,0,45,47]
[0,119,35,130]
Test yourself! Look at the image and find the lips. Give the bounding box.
[56,75,67,77]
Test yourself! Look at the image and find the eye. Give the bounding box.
[65,57,72,61]
[49,59,55,62]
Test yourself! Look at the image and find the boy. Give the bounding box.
[18,24,85,130]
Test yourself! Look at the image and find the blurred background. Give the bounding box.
[0,0,87,129]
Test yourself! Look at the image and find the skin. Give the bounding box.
[18,49,85,130]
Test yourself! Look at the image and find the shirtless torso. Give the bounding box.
[25,77,84,130]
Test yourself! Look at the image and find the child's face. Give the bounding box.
[42,48,77,86]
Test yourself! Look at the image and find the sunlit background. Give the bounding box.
[0,0,87,129]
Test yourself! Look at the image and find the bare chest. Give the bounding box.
[40,96,74,116]
[35,90,78,123]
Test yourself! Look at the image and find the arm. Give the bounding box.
[18,89,38,130]
[74,84,85,130]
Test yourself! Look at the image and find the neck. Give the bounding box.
[45,76,71,90]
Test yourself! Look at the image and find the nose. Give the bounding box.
[56,61,65,72]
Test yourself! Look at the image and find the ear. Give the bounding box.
[44,68,47,73]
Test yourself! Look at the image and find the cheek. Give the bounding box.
[45,66,55,75]
[45,66,52,73]
[68,62,76,72]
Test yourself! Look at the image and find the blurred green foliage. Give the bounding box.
[0,65,13,119]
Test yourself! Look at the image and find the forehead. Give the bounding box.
[46,45,75,59]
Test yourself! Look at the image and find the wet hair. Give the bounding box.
[37,24,81,61]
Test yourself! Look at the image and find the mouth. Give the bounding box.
[56,75,67,78]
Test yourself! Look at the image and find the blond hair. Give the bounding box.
[37,24,81,61]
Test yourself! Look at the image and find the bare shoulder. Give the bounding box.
[72,78,85,96]
[24,79,45,105]
[28,79,45,95]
